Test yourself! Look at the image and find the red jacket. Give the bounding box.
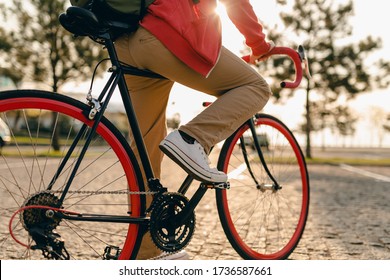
[141,0,271,77]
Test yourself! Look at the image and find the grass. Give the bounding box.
[306,157,390,166]
[10,136,83,146]
[0,136,106,157]
[0,149,80,158]
[2,143,390,166]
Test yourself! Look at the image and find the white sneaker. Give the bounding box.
[159,130,227,183]
[157,250,190,260]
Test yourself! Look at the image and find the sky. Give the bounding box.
[223,0,390,57]
[67,0,389,147]
[1,0,389,147]
[168,0,390,147]
[167,1,390,145]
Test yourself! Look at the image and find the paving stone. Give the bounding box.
[173,163,390,260]
[379,237,390,244]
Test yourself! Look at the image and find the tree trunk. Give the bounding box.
[51,110,60,152]
[51,82,60,152]
[305,81,312,159]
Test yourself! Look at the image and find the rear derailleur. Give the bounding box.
[29,227,70,260]
[21,191,69,259]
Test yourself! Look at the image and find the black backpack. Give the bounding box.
[69,0,155,33]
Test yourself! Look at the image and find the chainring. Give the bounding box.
[149,192,195,253]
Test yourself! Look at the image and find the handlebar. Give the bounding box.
[242,45,309,89]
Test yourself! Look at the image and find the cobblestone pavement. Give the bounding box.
[1,148,389,260]
[161,158,390,260]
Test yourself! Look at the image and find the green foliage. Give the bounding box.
[253,0,388,157]
[0,0,108,92]
[0,0,109,151]
[273,0,382,97]
[384,114,390,133]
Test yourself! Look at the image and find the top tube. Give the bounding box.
[242,45,308,89]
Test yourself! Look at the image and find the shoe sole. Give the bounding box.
[156,251,190,260]
[159,140,226,184]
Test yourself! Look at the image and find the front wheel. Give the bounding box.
[0,90,145,259]
[216,114,310,259]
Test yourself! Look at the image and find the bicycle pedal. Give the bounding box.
[202,182,230,190]
[103,245,121,260]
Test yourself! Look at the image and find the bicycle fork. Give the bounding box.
[243,117,282,192]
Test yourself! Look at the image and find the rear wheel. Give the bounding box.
[0,90,146,259]
[216,114,309,259]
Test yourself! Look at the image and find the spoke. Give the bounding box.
[0,94,143,259]
[22,110,40,194]
[1,113,30,202]
[218,116,308,259]
[0,176,26,206]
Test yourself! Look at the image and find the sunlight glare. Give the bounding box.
[215,1,226,17]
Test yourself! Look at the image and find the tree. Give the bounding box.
[0,0,108,150]
[0,17,22,87]
[384,114,390,134]
[256,0,386,158]
[368,106,389,147]
[0,68,23,88]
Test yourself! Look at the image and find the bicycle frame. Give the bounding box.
[1,6,310,260]
[48,19,308,228]
[47,34,207,226]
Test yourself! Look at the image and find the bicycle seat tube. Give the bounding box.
[104,38,163,192]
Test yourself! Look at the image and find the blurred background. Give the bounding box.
[0,0,389,159]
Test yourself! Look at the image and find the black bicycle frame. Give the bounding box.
[46,31,209,226]
[46,33,244,226]
[47,35,165,207]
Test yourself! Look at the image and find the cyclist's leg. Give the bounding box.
[117,27,272,153]
[116,34,174,259]
[125,76,173,178]
[178,48,272,153]
[115,27,271,257]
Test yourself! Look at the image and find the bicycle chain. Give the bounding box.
[47,189,157,195]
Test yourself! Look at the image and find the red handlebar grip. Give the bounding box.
[241,47,303,89]
[242,55,250,63]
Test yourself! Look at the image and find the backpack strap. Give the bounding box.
[140,0,146,17]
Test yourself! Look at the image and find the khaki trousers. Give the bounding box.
[115,27,272,259]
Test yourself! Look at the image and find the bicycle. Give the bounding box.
[0,7,310,260]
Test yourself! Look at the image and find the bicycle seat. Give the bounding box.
[59,6,135,40]
[59,6,104,37]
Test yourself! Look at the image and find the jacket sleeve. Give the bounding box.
[220,0,271,56]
